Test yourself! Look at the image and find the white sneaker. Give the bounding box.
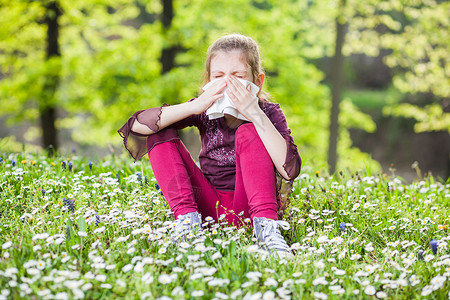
[171,212,202,242]
[253,217,293,259]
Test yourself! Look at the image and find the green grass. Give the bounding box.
[0,152,449,299]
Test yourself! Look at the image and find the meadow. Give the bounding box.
[0,152,449,299]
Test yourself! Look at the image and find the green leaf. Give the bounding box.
[228,240,236,258]
[65,217,76,249]
[77,216,87,232]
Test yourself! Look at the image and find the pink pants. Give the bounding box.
[148,123,278,227]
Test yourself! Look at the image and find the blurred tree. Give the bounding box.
[0,1,48,149]
[40,1,62,154]
[160,0,176,74]
[285,0,378,173]
[328,0,348,174]
[383,1,449,133]
[0,0,143,151]
[311,0,449,172]
[343,0,449,133]
[0,0,378,172]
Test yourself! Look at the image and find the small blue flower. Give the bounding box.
[68,162,73,172]
[95,213,100,226]
[41,189,46,196]
[116,173,121,183]
[136,172,143,186]
[68,200,75,213]
[418,249,424,260]
[0,157,3,164]
[12,160,15,167]
[144,176,149,185]
[430,239,438,255]
[339,222,347,232]
[63,197,75,213]
[155,183,160,190]
[89,161,93,171]
[62,161,66,169]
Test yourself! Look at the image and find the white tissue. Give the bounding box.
[203,78,260,121]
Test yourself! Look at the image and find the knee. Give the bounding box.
[147,128,180,153]
[150,138,182,156]
[235,123,259,147]
[148,138,185,167]
[236,123,257,138]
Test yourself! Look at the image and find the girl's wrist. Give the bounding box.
[246,103,264,124]
[187,99,202,115]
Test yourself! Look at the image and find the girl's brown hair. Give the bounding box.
[203,33,270,102]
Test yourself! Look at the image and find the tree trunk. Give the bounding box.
[41,1,62,154]
[161,0,176,74]
[40,106,58,155]
[328,4,348,175]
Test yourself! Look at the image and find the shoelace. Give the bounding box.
[260,220,291,252]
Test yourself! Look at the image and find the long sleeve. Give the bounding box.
[118,100,200,161]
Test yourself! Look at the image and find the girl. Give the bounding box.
[118,34,301,258]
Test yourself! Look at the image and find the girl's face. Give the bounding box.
[209,50,264,88]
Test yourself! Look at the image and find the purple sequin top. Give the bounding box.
[118,98,301,191]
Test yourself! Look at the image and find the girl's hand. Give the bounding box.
[225,76,260,121]
[192,79,226,114]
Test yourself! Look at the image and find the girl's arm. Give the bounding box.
[131,79,226,135]
[131,102,198,135]
[247,110,291,180]
[226,76,297,180]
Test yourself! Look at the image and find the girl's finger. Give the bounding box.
[226,77,244,95]
[213,78,227,87]
[226,89,238,102]
[233,77,251,94]
[212,93,224,100]
[227,91,237,106]
[211,80,227,93]
[205,79,227,94]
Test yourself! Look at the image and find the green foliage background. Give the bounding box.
[0,0,448,172]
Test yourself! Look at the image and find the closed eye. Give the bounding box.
[211,72,224,79]
[232,72,248,79]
